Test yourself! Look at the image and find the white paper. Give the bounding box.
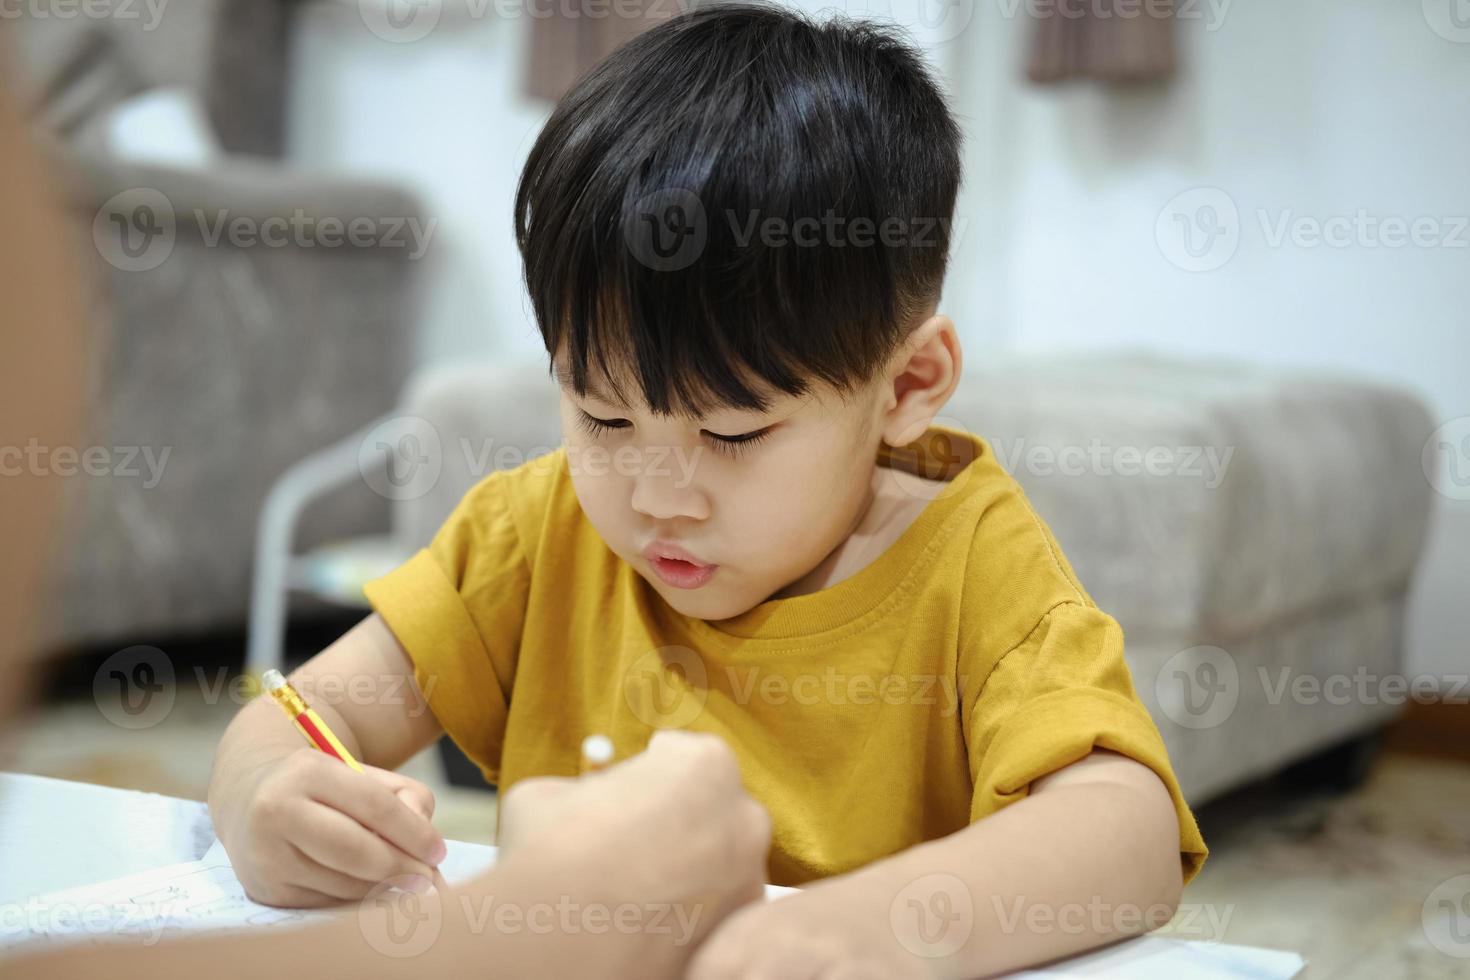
[4,829,1294,980]
[1006,935,1304,979]
[0,837,499,951]
[2,836,794,952]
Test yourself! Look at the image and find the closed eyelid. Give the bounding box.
[556,364,794,430]
[576,407,772,441]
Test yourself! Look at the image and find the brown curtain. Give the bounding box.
[524,1,675,103]
[207,0,298,158]
[1027,1,1176,85]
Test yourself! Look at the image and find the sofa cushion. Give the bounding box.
[947,354,1435,641]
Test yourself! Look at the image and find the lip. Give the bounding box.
[642,540,718,589]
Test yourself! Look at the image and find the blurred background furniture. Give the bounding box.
[954,354,1435,803]
[1,0,424,651]
[314,355,1433,803]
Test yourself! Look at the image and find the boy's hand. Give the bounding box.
[221,748,447,908]
[687,876,933,980]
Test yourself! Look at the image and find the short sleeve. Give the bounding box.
[962,601,1208,883]
[363,471,530,783]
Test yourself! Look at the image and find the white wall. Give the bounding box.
[288,1,552,366]
[288,1,1467,682]
[941,1,1469,682]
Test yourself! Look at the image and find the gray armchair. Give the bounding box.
[3,1,425,650]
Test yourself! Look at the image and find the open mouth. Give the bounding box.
[648,555,717,589]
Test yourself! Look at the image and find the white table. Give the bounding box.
[0,773,1303,978]
[0,773,218,904]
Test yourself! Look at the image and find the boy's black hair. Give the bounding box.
[515,0,963,419]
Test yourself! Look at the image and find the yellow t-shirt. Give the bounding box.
[364,424,1208,886]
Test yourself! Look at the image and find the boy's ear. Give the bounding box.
[881,313,962,447]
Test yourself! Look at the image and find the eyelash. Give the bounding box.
[574,410,773,458]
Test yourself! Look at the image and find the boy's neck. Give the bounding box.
[768,460,949,601]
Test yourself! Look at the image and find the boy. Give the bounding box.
[211,4,1207,976]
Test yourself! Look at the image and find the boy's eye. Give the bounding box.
[573,410,774,458]
[573,410,630,440]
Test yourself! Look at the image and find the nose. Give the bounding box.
[629,454,710,522]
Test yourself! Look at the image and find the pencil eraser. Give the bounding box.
[581,734,614,768]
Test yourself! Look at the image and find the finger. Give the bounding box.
[648,730,743,795]
[765,949,826,980]
[426,864,452,896]
[364,765,437,820]
[687,932,753,980]
[817,964,886,980]
[306,760,447,866]
[292,799,439,885]
[739,798,773,857]
[282,842,394,903]
[498,775,576,849]
[248,879,360,911]
[395,785,433,821]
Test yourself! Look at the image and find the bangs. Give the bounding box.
[541,225,897,420]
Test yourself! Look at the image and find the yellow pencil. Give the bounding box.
[261,669,365,773]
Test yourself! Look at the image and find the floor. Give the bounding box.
[6,680,1469,978]
[1156,754,1470,978]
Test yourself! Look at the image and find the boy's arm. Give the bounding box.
[221,612,443,768]
[688,750,1185,980]
[207,613,448,906]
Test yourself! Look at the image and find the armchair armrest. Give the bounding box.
[59,151,429,254]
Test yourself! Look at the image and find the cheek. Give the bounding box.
[735,450,842,535]
[566,455,627,534]
[567,467,620,520]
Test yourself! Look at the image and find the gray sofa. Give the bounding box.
[380,354,1434,804]
[2,0,425,650]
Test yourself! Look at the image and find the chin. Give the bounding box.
[655,582,752,621]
